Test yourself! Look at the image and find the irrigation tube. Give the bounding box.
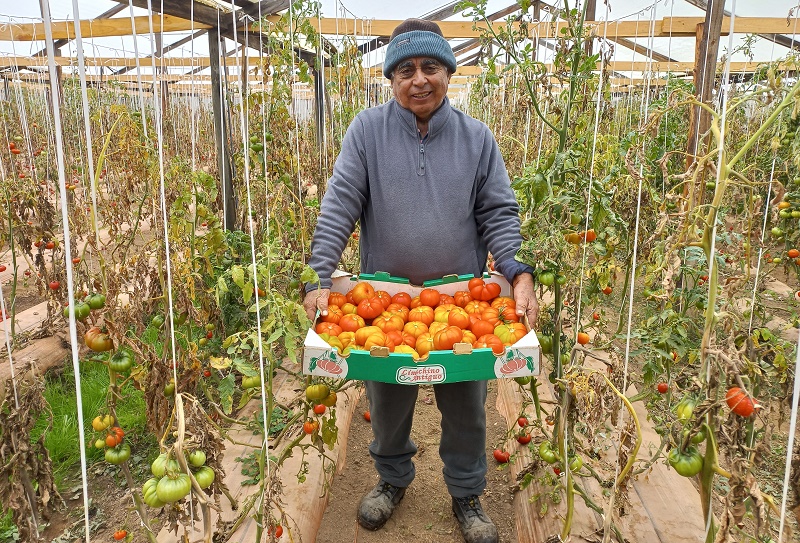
[39,0,93,540]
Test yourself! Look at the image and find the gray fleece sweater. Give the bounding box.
[307,97,531,290]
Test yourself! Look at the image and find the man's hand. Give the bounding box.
[512,273,539,329]
[303,288,331,322]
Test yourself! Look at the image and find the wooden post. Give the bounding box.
[583,0,597,55]
[209,27,236,231]
[686,0,725,170]
[313,67,326,148]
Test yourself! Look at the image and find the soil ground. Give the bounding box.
[317,383,517,543]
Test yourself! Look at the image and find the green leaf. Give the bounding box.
[242,282,254,305]
[232,265,245,289]
[300,265,318,285]
[321,411,338,451]
[219,374,235,414]
[234,359,259,377]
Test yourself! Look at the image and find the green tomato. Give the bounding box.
[109,349,135,373]
[538,271,555,287]
[780,209,793,219]
[514,376,532,386]
[667,446,703,477]
[242,375,262,389]
[142,477,165,508]
[792,210,800,219]
[568,455,583,472]
[772,227,784,237]
[538,441,559,464]
[689,427,707,444]
[86,293,106,310]
[537,333,552,354]
[151,315,165,329]
[193,466,215,489]
[188,450,207,467]
[151,453,181,477]
[250,142,264,152]
[305,383,330,401]
[63,302,91,321]
[156,473,192,503]
[675,397,696,423]
[163,381,175,397]
[556,274,567,285]
[104,442,131,465]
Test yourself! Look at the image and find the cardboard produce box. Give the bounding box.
[302,271,540,385]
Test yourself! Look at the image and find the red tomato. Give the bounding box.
[516,432,531,445]
[592,312,600,320]
[303,420,319,434]
[439,293,455,306]
[49,281,60,290]
[357,297,384,320]
[517,417,528,427]
[45,240,55,249]
[0,265,6,272]
[493,449,510,463]
[419,288,441,308]
[328,292,347,307]
[657,382,668,394]
[468,278,501,302]
[113,530,127,540]
[363,411,371,422]
[473,334,504,355]
[374,290,392,309]
[602,286,613,295]
[453,291,473,307]
[313,404,326,415]
[725,387,756,417]
[583,229,597,242]
[338,314,365,332]
[391,291,412,308]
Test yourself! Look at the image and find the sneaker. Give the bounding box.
[452,495,499,543]
[357,480,406,530]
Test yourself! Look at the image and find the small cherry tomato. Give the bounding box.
[113,530,127,540]
[517,417,528,428]
[657,382,668,394]
[313,404,326,415]
[493,448,510,464]
[363,411,371,422]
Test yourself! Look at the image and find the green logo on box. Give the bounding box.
[396,365,446,384]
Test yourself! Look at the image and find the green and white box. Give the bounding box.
[302,271,540,385]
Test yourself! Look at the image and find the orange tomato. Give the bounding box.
[403,321,428,339]
[439,293,455,306]
[433,326,463,350]
[341,302,358,315]
[583,229,597,242]
[602,286,613,295]
[448,307,470,329]
[339,314,365,332]
[428,321,447,336]
[461,329,477,344]
[463,300,490,314]
[328,292,347,307]
[386,303,410,321]
[491,297,515,311]
[338,331,355,348]
[401,331,417,348]
[320,305,343,324]
[415,333,434,357]
[315,322,342,336]
[382,329,401,345]
[453,291,472,307]
[391,291,412,307]
[350,282,375,304]
[410,296,422,308]
[355,326,383,345]
[394,345,420,358]
[408,306,434,326]
[419,288,441,307]
[469,315,497,338]
[788,248,800,259]
[373,313,405,333]
[577,332,590,345]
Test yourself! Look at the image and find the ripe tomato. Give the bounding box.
[0,265,6,272]
[419,288,441,307]
[303,420,319,434]
[363,410,371,422]
[338,313,365,332]
[657,382,668,394]
[113,529,127,540]
[468,278,501,302]
[45,240,55,249]
[350,282,375,304]
[313,403,326,415]
[788,249,800,259]
[355,297,384,320]
[517,416,528,427]
[85,327,113,352]
[315,321,342,336]
[592,312,600,320]
[447,307,470,329]
[453,291,472,307]
[583,229,597,242]
[433,326,463,350]
[576,332,590,345]
[49,281,60,290]
[473,334,504,355]
[374,290,392,309]
[602,286,613,295]
[373,313,405,333]
[408,306,434,326]
[516,432,531,445]
[493,449,510,463]
[328,292,347,307]
[725,387,755,417]
[391,291,412,308]
[439,293,455,306]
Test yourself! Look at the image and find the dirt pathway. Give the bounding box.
[317,382,518,543]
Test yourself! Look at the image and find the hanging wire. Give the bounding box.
[39,1,92,540]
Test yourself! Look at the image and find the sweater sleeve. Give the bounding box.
[305,117,369,291]
[473,126,534,283]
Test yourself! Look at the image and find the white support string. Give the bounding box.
[128,0,149,137]
[38,1,92,541]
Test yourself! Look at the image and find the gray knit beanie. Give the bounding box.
[383,19,457,79]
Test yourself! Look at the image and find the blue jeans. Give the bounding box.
[364,380,488,498]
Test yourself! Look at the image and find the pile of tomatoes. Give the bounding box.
[314,278,527,359]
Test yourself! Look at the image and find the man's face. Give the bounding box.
[391,57,451,122]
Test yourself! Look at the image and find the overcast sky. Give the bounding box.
[0,1,798,72]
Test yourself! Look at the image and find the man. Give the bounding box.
[303,18,538,543]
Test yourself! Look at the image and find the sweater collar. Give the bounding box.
[392,96,452,139]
